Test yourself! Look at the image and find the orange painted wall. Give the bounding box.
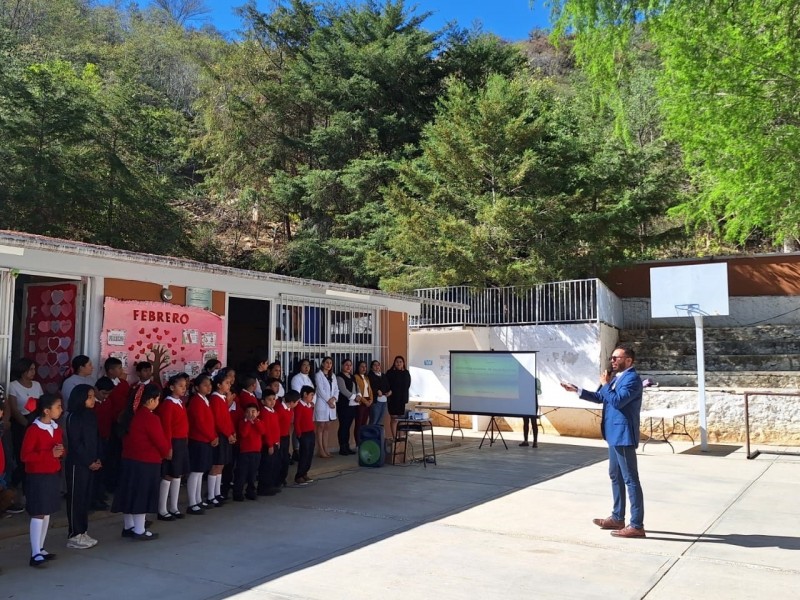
[104,279,226,315]
[605,254,800,298]
[384,311,409,364]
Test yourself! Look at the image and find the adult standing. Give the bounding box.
[290,359,314,393]
[7,358,44,488]
[313,357,338,458]
[368,360,391,430]
[268,362,285,399]
[336,359,360,456]
[61,355,95,405]
[561,345,645,538]
[386,356,411,438]
[353,361,372,445]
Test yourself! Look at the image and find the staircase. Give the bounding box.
[618,325,800,389]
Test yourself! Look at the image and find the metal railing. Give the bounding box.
[410,279,623,329]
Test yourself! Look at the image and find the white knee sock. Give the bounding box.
[187,472,201,506]
[132,514,146,535]
[215,473,222,497]
[39,515,50,552]
[158,479,170,515]
[123,514,134,530]
[30,517,44,557]
[168,478,181,513]
[195,473,203,503]
[207,474,218,501]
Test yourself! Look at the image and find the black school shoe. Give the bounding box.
[29,553,47,567]
[131,530,159,541]
[169,511,185,520]
[186,505,205,515]
[157,513,175,522]
[121,528,135,538]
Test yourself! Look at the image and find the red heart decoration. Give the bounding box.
[181,347,186,352]
[128,345,135,351]
[171,337,177,343]
[135,354,140,360]
[164,330,170,335]
[136,340,143,346]
[41,304,51,317]
[48,337,60,351]
[171,360,177,365]
[145,334,151,339]
[47,352,58,366]
[153,327,159,333]
[156,335,162,341]
[139,328,145,334]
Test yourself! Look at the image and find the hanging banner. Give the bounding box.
[101,298,226,383]
[23,282,79,394]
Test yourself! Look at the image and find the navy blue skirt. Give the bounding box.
[162,438,190,478]
[111,459,160,515]
[25,472,62,516]
[188,439,213,473]
[212,435,232,466]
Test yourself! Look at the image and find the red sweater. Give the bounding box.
[237,418,263,453]
[260,408,280,447]
[294,401,314,435]
[209,392,234,437]
[276,401,293,437]
[95,398,115,440]
[21,422,64,474]
[122,407,171,464]
[187,394,216,443]
[156,397,189,441]
[237,390,259,411]
[108,379,131,422]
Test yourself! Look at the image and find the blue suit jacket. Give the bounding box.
[579,368,643,447]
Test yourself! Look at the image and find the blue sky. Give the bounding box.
[185,1,553,41]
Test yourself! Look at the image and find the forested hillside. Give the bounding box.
[1,0,794,291]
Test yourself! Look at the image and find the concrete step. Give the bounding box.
[637,354,800,372]
[625,340,800,356]
[620,324,800,344]
[639,370,800,389]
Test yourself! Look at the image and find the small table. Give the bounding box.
[393,419,437,467]
[412,403,464,440]
[640,408,699,453]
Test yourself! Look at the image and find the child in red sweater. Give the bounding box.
[208,373,236,507]
[112,384,170,540]
[186,374,218,515]
[156,374,190,521]
[276,390,300,488]
[233,405,262,501]
[21,393,65,567]
[257,389,281,496]
[294,385,316,485]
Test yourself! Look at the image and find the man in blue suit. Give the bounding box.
[561,345,646,538]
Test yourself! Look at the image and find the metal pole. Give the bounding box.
[694,314,708,451]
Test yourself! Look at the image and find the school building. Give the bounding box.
[0,231,420,391]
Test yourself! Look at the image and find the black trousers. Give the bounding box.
[66,462,92,537]
[337,405,356,451]
[233,452,260,497]
[257,445,279,493]
[277,435,290,486]
[522,416,539,446]
[295,431,315,481]
[103,431,122,492]
[222,446,238,496]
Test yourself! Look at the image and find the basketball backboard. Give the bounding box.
[650,263,729,318]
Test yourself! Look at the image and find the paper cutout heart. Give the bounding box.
[61,303,72,316]
[38,321,50,333]
[59,337,71,350]
[35,352,47,365]
[38,338,48,350]
[51,290,64,304]
[37,364,50,379]
[41,304,51,317]
[153,327,159,333]
[145,334,151,339]
[128,345,135,352]
[44,383,58,394]
[48,337,60,351]
[156,335,162,340]
[136,340,143,346]
[171,338,177,343]
[50,321,60,333]
[40,290,51,303]
[47,352,58,366]
[24,397,38,413]
[139,328,145,334]
[57,352,69,365]
[164,330,170,335]
[51,304,62,317]
[63,289,75,302]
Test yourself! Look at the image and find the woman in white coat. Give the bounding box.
[313,357,338,458]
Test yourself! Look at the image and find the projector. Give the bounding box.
[406,411,429,420]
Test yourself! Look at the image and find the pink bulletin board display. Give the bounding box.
[23,282,79,394]
[101,298,226,383]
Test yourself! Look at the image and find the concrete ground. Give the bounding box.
[0,429,797,599]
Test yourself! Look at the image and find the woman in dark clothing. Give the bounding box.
[335,359,360,456]
[386,356,411,438]
[65,384,102,549]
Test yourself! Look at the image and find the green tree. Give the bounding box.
[552,0,800,248]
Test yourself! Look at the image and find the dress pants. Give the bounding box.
[608,444,645,529]
[295,431,315,481]
[337,405,356,450]
[233,452,260,497]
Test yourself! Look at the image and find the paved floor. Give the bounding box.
[0,430,797,599]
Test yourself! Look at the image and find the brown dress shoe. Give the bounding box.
[592,517,624,530]
[611,526,646,538]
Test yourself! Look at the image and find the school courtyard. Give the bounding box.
[0,429,797,600]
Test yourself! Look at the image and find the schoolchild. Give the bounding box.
[294,385,316,485]
[92,376,115,509]
[208,372,237,507]
[65,384,101,549]
[21,393,64,567]
[275,390,300,488]
[102,357,130,492]
[186,374,218,515]
[237,375,259,412]
[111,384,170,540]
[155,374,190,521]
[257,389,280,496]
[218,374,240,499]
[233,405,262,501]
